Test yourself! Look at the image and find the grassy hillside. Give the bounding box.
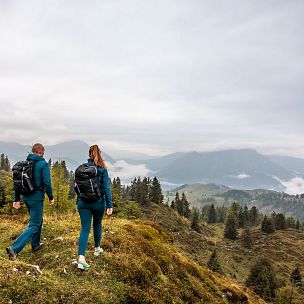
[145,204,304,303]
[0,212,264,304]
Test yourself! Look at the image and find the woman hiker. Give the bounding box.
[75,144,113,270]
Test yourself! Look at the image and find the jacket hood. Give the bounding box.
[27,153,45,162]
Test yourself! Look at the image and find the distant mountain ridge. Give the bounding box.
[1,141,304,191]
[0,140,115,170]
[137,149,303,191]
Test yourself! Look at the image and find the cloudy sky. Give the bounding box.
[0,0,304,157]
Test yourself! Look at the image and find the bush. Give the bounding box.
[246,258,278,301]
[240,227,253,248]
[120,200,142,219]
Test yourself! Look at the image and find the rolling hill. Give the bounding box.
[165,183,304,221]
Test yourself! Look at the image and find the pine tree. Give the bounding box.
[296,220,300,230]
[290,266,302,286]
[191,207,200,233]
[129,177,137,201]
[181,192,191,218]
[249,206,258,226]
[150,177,163,204]
[0,154,5,170]
[61,161,69,180]
[246,258,278,301]
[112,177,122,204]
[224,211,238,240]
[216,205,226,223]
[50,161,71,214]
[207,204,217,223]
[110,179,120,211]
[170,200,176,210]
[238,206,245,228]
[241,227,253,248]
[286,216,296,229]
[130,177,144,204]
[261,216,275,234]
[243,206,250,226]
[230,201,240,214]
[274,213,286,230]
[175,192,182,215]
[115,177,122,198]
[207,249,223,274]
[200,205,210,221]
[140,177,150,205]
[4,156,10,171]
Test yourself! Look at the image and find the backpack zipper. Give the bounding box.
[90,179,94,194]
[21,167,25,188]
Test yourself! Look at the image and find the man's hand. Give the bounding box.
[49,199,55,206]
[106,208,113,216]
[13,201,21,209]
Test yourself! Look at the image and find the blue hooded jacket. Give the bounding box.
[14,153,54,202]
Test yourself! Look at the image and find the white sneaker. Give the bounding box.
[94,248,104,257]
[77,260,90,270]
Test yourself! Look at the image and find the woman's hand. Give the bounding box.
[106,208,113,216]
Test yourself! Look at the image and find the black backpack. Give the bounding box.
[74,164,104,202]
[12,160,36,195]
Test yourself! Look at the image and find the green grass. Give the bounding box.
[0,211,264,304]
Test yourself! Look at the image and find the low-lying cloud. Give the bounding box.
[274,176,304,195]
[230,173,250,179]
[108,160,152,183]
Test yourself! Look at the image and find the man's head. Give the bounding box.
[32,143,45,157]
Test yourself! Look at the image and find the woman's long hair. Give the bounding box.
[89,145,107,168]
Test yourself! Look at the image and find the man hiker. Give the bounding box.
[6,143,54,260]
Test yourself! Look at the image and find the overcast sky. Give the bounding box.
[0,0,304,157]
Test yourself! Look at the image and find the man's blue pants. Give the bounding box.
[11,199,44,254]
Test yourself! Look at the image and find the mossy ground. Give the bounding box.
[0,210,264,304]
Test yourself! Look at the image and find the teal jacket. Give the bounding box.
[14,154,54,202]
[79,159,113,208]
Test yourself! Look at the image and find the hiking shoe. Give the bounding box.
[94,248,104,257]
[77,260,90,271]
[6,247,17,260]
[32,242,45,252]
